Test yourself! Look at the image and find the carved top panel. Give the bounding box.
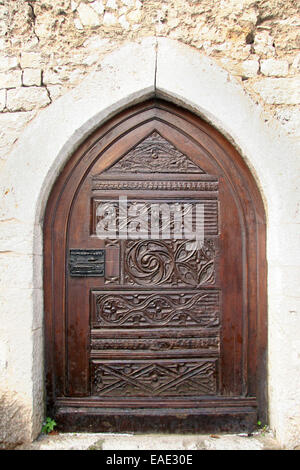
[103,131,205,174]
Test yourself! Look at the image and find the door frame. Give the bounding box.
[44,99,267,432]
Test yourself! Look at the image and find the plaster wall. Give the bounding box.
[0,37,299,449]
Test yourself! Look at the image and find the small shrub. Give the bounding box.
[42,417,57,434]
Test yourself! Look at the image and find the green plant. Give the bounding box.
[42,417,57,434]
[257,420,268,435]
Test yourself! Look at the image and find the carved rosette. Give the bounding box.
[124,239,216,287]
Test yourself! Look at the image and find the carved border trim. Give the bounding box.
[92,180,219,191]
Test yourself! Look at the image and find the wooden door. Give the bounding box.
[44,100,267,432]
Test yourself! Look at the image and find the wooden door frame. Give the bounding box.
[44,99,267,432]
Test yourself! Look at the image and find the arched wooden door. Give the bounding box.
[44,99,267,432]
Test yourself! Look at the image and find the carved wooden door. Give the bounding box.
[44,100,267,432]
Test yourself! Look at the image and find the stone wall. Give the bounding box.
[0,0,299,166]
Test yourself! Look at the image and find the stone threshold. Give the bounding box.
[15,431,281,450]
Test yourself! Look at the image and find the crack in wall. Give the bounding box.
[27,2,40,43]
[154,37,158,93]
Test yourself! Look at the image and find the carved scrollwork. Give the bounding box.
[125,239,173,285]
[94,290,220,327]
[124,239,216,287]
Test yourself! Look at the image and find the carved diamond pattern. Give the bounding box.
[92,361,217,397]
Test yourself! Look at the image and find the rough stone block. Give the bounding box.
[43,69,64,85]
[127,10,142,23]
[240,59,259,78]
[74,18,83,30]
[103,12,117,26]
[0,55,18,72]
[106,0,118,9]
[91,0,105,14]
[20,52,43,69]
[119,15,129,30]
[0,70,22,88]
[253,78,300,105]
[261,59,289,77]
[0,89,5,111]
[22,69,42,87]
[77,3,101,26]
[6,87,50,111]
[121,0,134,6]
[253,31,275,56]
[71,0,77,12]
[34,15,52,39]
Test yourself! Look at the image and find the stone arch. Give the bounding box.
[0,37,299,447]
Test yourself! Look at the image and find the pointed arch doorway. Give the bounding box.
[44,99,267,433]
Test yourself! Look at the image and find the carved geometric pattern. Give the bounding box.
[103,131,205,174]
[104,239,120,285]
[91,337,220,352]
[124,239,216,287]
[93,290,220,327]
[104,239,120,247]
[92,180,218,191]
[104,277,119,285]
[92,360,217,397]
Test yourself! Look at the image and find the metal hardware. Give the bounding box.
[69,249,105,277]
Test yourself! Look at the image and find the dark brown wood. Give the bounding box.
[44,99,267,431]
[55,407,258,434]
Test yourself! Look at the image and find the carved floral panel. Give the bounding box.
[93,290,220,327]
[124,239,216,287]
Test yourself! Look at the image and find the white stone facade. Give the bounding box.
[0,37,299,449]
